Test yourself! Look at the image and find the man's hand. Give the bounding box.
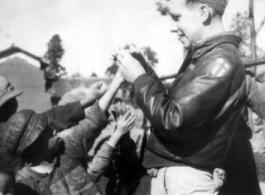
[80,81,108,109]
[116,49,146,83]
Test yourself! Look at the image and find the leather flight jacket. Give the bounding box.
[133,32,247,170]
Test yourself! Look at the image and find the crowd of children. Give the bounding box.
[0,71,141,195]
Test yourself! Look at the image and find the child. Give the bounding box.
[0,75,22,122]
[0,158,16,195]
[3,71,136,195]
[0,75,23,174]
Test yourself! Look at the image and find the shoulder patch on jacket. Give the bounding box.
[208,58,231,78]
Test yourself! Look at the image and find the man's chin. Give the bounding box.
[181,41,191,49]
[178,38,191,48]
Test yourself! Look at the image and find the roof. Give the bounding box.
[0,45,49,69]
[0,57,51,112]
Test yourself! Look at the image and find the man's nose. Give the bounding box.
[171,29,178,33]
[170,21,179,33]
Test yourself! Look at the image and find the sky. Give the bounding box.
[0,0,265,78]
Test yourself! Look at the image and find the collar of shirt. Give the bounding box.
[191,31,242,60]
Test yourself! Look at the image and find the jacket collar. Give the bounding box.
[191,31,242,60]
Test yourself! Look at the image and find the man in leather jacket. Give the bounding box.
[116,0,261,194]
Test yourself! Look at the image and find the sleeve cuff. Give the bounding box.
[100,142,117,159]
[72,101,86,119]
[106,141,116,149]
[86,100,109,129]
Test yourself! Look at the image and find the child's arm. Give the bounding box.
[107,111,136,147]
[80,81,108,109]
[46,81,108,132]
[59,73,125,163]
[98,71,124,112]
[87,107,136,182]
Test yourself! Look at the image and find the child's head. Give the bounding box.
[0,75,22,123]
[22,127,64,161]
[0,158,15,195]
[3,110,63,161]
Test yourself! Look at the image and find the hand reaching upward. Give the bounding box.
[115,111,136,136]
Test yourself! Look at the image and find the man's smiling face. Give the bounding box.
[168,0,203,48]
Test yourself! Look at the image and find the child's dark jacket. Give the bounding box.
[16,102,115,195]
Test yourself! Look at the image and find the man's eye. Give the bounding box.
[171,15,180,21]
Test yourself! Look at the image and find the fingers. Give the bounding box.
[121,103,128,115]
[122,111,131,120]
[90,81,102,89]
[123,113,136,125]
[113,102,125,117]
[126,44,141,54]
[117,102,125,115]
[126,115,136,130]
[99,82,108,92]
[127,114,137,124]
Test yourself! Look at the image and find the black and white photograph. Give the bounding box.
[1,0,265,194]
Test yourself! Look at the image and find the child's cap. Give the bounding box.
[0,75,22,108]
[198,0,227,15]
[3,110,48,156]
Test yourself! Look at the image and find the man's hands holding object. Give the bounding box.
[113,46,146,84]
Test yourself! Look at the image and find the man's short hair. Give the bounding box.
[186,0,199,4]
[187,0,227,15]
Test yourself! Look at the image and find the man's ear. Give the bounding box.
[200,4,211,24]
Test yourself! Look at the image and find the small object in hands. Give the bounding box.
[213,168,226,189]
[112,54,118,62]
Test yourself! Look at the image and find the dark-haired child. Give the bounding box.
[3,72,136,195]
[0,158,16,195]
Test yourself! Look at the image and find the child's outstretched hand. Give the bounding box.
[108,103,136,147]
[80,81,108,109]
[114,70,125,84]
[115,111,137,136]
[88,81,108,100]
[112,102,130,121]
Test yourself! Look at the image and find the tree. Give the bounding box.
[44,34,66,81]
[156,1,169,16]
[230,3,265,136]
[72,72,82,78]
[142,47,159,67]
[230,11,265,61]
[91,72,98,77]
[230,12,265,60]
[105,61,118,76]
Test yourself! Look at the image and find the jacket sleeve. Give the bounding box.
[133,56,241,141]
[45,101,85,132]
[246,70,265,120]
[131,52,159,81]
[87,142,117,182]
[64,101,109,161]
[16,182,39,195]
[16,173,39,195]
